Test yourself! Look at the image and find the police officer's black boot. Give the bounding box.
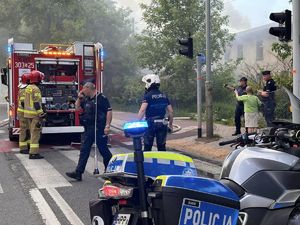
[66,171,82,181]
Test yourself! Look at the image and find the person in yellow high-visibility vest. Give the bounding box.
[18,73,31,154]
[24,70,45,159]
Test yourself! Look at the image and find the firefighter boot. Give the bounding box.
[20,149,29,154]
[29,153,44,159]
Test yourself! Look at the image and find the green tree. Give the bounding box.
[271,42,293,90]
[134,0,233,111]
[0,0,137,97]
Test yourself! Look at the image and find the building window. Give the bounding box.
[237,45,243,59]
[256,41,264,61]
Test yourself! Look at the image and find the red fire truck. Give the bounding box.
[1,38,104,141]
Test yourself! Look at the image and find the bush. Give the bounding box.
[213,101,236,125]
[275,89,292,121]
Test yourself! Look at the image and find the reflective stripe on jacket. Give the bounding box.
[24,84,43,118]
[17,87,26,113]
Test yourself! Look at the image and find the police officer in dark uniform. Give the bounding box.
[137,74,174,151]
[258,70,277,127]
[66,82,112,181]
[225,77,247,135]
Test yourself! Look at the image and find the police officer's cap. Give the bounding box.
[240,77,247,82]
[262,70,271,76]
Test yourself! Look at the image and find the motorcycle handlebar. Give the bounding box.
[218,132,257,146]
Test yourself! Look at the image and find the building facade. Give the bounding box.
[223,23,285,78]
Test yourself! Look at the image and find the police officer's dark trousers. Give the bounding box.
[234,105,244,134]
[144,122,168,151]
[76,125,112,174]
[263,102,276,127]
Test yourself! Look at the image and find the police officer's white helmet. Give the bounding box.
[142,74,160,89]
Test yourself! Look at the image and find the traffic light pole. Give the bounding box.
[196,54,203,138]
[206,0,213,138]
[293,0,300,123]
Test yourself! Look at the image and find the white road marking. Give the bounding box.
[47,188,84,225]
[18,154,85,225]
[0,183,3,193]
[11,148,20,152]
[29,188,61,225]
[61,150,105,174]
[16,154,71,189]
[61,147,131,174]
[175,126,198,134]
[0,130,5,134]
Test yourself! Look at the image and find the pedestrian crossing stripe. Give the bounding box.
[12,128,20,135]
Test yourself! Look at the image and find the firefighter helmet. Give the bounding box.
[142,74,160,89]
[18,73,30,88]
[29,70,44,84]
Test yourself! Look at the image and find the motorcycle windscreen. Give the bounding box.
[283,87,300,123]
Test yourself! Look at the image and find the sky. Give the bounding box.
[116,0,292,33]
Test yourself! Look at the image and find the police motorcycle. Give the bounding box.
[90,121,247,225]
[219,121,300,225]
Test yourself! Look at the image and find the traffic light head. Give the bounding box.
[269,9,291,42]
[178,37,193,59]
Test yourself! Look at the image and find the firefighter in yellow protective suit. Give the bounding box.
[24,70,45,159]
[18,73,31,154]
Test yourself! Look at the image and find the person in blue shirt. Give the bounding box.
[66,82,112,181]
[258,70,277,127]
[137,74,174,151]
[225,77,247,135]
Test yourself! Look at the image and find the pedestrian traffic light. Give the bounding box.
[269,9,291,42]
[178,37,193,59]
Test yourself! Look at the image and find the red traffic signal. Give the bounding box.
[178,37,193,59]
[269,9,291,42]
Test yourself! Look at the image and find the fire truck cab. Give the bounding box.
[1,38,104,141]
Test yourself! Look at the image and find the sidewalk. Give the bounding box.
[166,123,238,178]
[167,122,236,163]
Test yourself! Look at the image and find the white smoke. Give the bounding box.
[223,1,252,32]
[115,0,151,32]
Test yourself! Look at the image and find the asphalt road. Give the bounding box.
[0,125,133,225]
[0,106,216,225]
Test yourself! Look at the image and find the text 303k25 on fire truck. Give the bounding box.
[1,38,104,141]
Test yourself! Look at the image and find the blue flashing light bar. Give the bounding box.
[123,121,148,130]
[100,49,105,58]
[7,45,12,54]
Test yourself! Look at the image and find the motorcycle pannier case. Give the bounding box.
[149,176,240,225]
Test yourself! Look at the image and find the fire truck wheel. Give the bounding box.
[9,128,18,142]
